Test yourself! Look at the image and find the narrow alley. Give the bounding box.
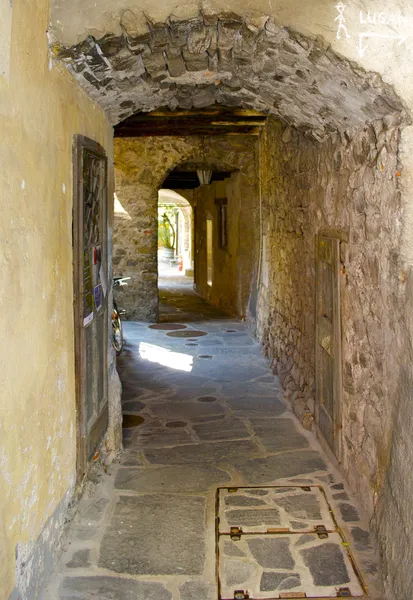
[4,2,413,599]
[42,285,380,599]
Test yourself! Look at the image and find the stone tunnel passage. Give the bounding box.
[51,8,413,599]
[42,287,383,599]
[110,102,407,600]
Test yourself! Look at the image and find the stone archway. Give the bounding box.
[157,189,194,277]
[51,12,404,140]
[113,134,257,320]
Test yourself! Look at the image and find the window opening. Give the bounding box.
[207,218,213,286]
[215,198,228,249]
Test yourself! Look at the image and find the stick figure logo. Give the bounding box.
[335,2,351,39]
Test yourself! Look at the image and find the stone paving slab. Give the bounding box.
[249,417,310,452]
[234,451,327,484]
[219,533,364,599]
[115,465,231,492]
[179,580,216,600]
[193,417,251,441]
[218,486,336,533]
[59,576,173,599]
[144,439,262,465]
[165,387,219,401]
[225,396,287,417]
[148,400,227,419]
[98,494,206,575]
[133,425,195,447]
[192,363,269,382]
[221,382,283,398]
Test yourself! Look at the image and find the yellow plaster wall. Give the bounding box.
[0,2,113,598]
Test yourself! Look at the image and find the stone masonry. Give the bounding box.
[113,135,256,321]
[50,13,404,139]
[256,116,403,526]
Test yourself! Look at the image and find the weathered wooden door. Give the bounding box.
[315,235,342,458]
[73,136,109,482]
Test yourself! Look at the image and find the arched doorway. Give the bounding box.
[158,189,194,284]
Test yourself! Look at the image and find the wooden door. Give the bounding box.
[315,235,342,458]
[73,135,109,482]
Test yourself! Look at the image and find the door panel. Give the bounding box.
[315,235,342,458]
[73,136,109,482]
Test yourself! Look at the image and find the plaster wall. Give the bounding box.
[113,135,256,320]
[255,117,413,598]
[0,2,113,598]
[194,173,258,317]
[176,204,192,269]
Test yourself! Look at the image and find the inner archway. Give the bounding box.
[157,189,194,283]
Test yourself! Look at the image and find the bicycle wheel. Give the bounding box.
[112,308,123,355]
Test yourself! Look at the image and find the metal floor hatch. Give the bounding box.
[216,486,367,600]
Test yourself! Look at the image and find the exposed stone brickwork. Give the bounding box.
[256,116,403,522]
[113,135,256,320]
[51,13,404,139]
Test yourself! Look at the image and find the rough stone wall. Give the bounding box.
[376,125,413,599]
[257,117,402,515]
[194,174,259,317]
[113,135,256,320]
[256,116,405,583]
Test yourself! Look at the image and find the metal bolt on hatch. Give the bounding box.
[230,526,243,541]
[337,589,352,597]
[315,524,329,539]
[233,591,250,599]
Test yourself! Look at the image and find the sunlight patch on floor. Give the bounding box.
[139,342,194,372]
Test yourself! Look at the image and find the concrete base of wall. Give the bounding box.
[9,484,76,600]
[105,362,123,458]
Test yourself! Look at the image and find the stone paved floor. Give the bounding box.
[42,284,386,600]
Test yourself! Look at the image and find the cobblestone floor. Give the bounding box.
[42,281,385,600]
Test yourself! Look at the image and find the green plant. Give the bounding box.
[158,211,176,249]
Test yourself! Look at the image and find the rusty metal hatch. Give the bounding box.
[216,486,367,600]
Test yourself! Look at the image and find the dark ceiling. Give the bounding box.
[114,106,267,137]
[162,170,232,190]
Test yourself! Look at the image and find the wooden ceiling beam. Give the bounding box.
[114,106,267,138]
